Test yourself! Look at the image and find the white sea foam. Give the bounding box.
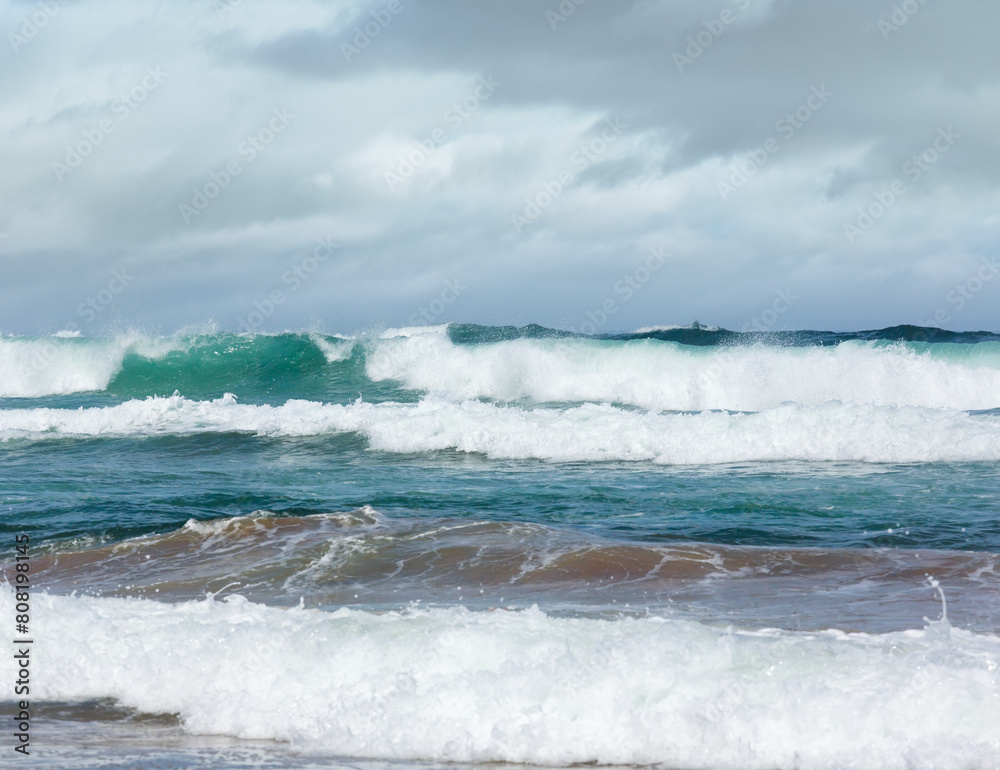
[0,331,359,398]
[631,323,721,333]
[0,337,129,397]
[5,331,1000,411]
[2,395,999,464]
[0,334,190,398]
[365,335,1000,411]
[377,323,451,339]
[2,587,997,768]
[308,333,355,363]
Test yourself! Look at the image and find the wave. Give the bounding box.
[0,333,161,398]
[365,334,1000,411]
[451,322,1000,345]
[2,394,999,464]
[3,585,998,768]
[17,509,999,632]
[2,326,1000,409]
[0,331,358,399]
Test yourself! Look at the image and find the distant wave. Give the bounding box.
[449,322,1000,346]
[2,325,1000,409]
[365,331,1000,412]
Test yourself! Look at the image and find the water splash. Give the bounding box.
[922,575,951,636]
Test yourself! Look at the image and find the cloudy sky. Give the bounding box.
[1,0,998,335]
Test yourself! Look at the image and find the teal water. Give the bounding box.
[4,437,999,554]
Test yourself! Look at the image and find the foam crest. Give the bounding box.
[632,323,721,333]
[0,334,195,398]
[365,336,1000,411]
[377,323,451,339]
[6,329,1000,409]
[358,401,1000,464]
[2,395,998,464]
[308,333,355,363]
[178,505,383,537]
[0,336,129,397]
[3,587,998,768]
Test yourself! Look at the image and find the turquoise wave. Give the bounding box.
[2,324,999,403]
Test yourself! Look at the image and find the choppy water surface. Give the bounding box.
[2,323,999,768]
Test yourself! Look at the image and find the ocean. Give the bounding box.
[2,322,999,769]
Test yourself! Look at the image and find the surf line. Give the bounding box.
[12,533,32,756]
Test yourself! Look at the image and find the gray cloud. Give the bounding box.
[1,0,998,334]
